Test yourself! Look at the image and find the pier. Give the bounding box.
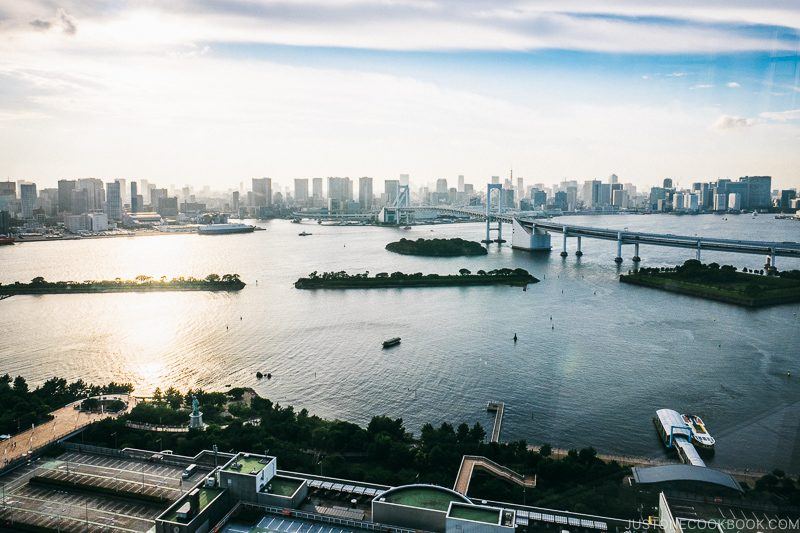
[487,401,505,443]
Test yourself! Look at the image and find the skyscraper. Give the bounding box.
[252,178,272,207]
[435,178,448,194]
[739,176,771,210]
[399,174,410,187]
[358,177,373,211]
[20,182,37,219]
[663,178,673,189]
[294,179,309,206]
[384,179,400,205]
[105,181,122,220]
[130,182,139,213]
[312,178,323,201]
[78,178,105,211]
[457,175,464,192]
[57,179,76,213]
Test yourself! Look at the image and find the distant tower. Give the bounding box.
[189,395,204,429]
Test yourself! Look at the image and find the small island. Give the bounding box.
[0,274,245,297]
[295,268,538,289]
[385,237,488,257]
[619,260,800,307]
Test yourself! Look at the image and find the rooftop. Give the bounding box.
[632,465,742,492]
[262,475,303,497]
[448,503,501,524]
[379,484,470,512]
[224,453,273,475]
[161,486,224,524]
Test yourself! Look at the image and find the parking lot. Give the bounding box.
[0,450,209,532]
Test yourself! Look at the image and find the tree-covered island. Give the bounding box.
[295,268,538,289]
[619,259,800,307]
[0,274,245,296]
[385,237,488,256]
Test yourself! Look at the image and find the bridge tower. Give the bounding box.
[482,183,506,244]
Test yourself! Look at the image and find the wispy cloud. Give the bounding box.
[760,109,800,121]
[0,1,797,54]
[726,81,741,88]
[691,84,714,89]
[712,115,758,130]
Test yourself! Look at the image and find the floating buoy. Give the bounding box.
[513,333,518,342]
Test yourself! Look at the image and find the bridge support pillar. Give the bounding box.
[632,242,641,262]
[696,241,701,261]
[614,232,623,264]
[575,236,583,257]
[560,228,568,257]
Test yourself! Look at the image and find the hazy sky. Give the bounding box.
[1,0,799,190]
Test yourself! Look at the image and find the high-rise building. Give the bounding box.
[57,179,76,213]
[491,176,500,184]
[457,175,465,192]
[358,177,373,211]
[105,181,122,220]
[232,191,240,214]
[20,183,37,219]
[663,178,673,189]
[399,174,410,187]
[139,179,150,204]
[435,178,448,194]
[713,193,727,211]
[252,178,272,207]
[531,189,547,209]
[77,178,105,211]
[151,188,168,210]
[728,192,742,211]
[38,188,59,217]
[581,180,601,207]
[0,181,15,216]
[327,177,351,203]
[609,174,618,184]
[384,179,400,206]
[71,188,89,214]
[294,179,309,206]
[738,176,771,210]
[779,190,797,211]
[130,182,139,213]
[312,178,323,201]
[116,178,128,204]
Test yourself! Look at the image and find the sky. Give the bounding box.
[0,0,799,191]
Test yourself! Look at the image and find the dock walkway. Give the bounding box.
[487,401,504,443]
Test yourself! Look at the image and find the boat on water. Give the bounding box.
[298,231,312,236]
[382,337,401,348]
[682,413,715,450]
[197,223,256,235]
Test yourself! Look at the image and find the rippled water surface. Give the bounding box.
[1,214,799,472]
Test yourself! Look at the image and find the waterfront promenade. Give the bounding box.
[0,395,134,469]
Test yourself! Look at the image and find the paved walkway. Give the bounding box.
[0,394,133,469]
[454,455,536,495]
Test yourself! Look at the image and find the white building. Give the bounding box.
[713,193,727,211]
[728,192,742,211]
[88,212,109,231]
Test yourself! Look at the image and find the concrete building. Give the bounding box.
[739,175,771,210]
[19,182,37,219]
[77,178,105,211]
[57,179,76,213]
[88,212,109,231]
[384,179,400,206]
[713,193,727,211]
[232,191,240,214]
[294,179,309,206]
[252,177,272,207]
[728,192,742,211]
[373,484,472,532]
[358,176,373,211]
[105,181,122,220]
[64,214,89,233]
[312,177,323,204]
[130,182,139,213]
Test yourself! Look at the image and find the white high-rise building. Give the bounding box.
[358,177,373,211]
[728,192,741,210]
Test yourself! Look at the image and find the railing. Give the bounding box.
[236,503,418,533]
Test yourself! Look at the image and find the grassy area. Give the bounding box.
[225,454,271,474]
[161,486,224,523]
[620,260,800,307]
[382,486,465,511]
[449,503,500,523]
[264,476,303,496]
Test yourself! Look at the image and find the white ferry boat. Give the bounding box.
[682,413,716,450]
[197,223,255,235]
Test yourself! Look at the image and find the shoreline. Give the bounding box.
[0,279,245,297]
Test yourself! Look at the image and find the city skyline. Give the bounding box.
[1,1,799,189]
